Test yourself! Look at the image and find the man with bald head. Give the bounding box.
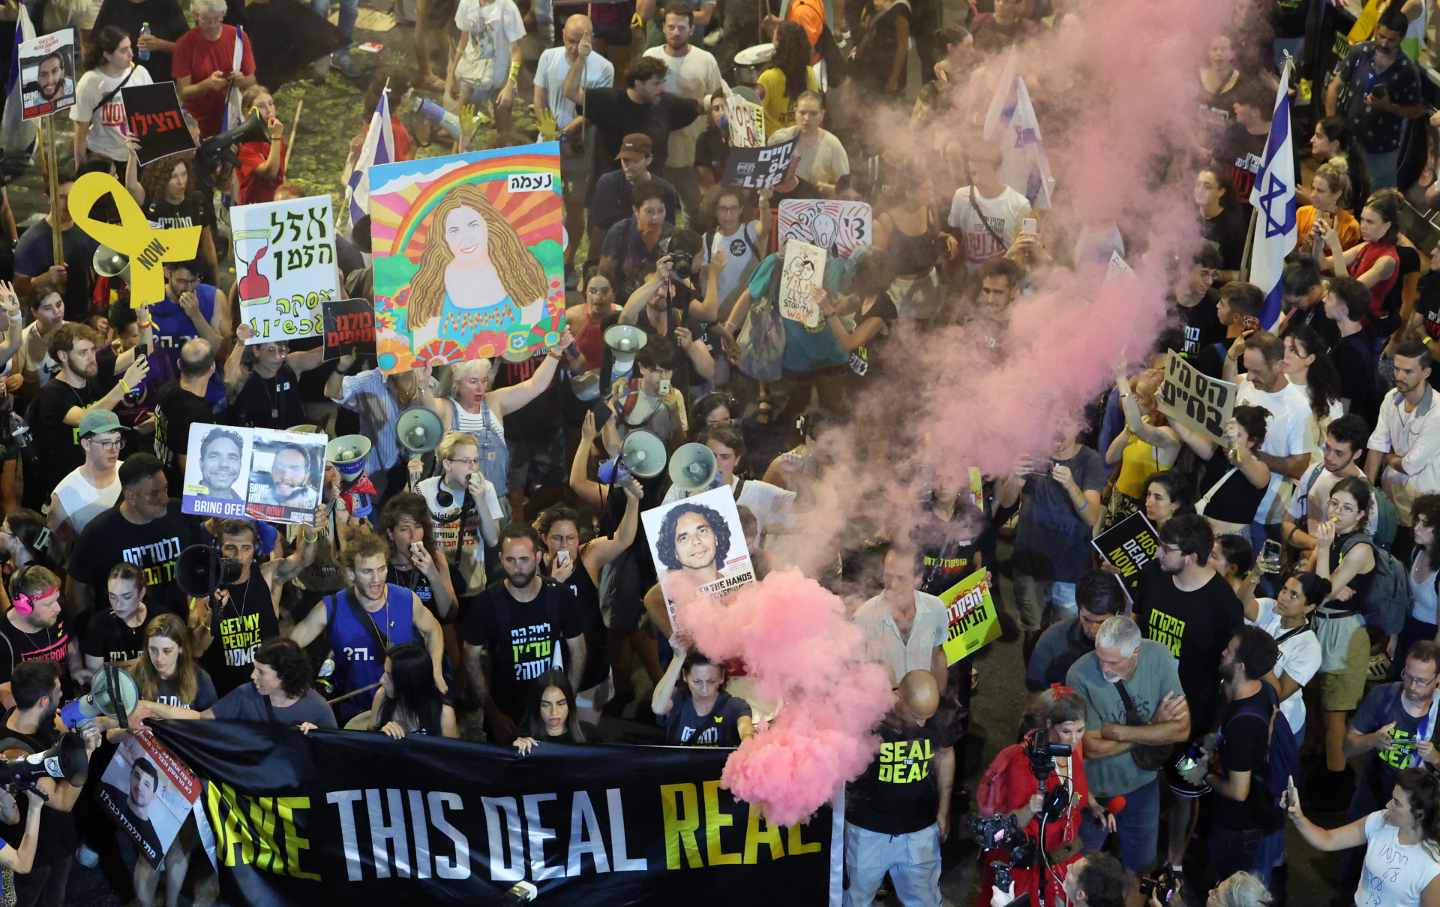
[153,338,218,496]
[843,670,945,907]
[534,14,615,275]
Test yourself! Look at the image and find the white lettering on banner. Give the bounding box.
[329,789,472,882]
[366,788,412,879]
[484,796,525,882]
[524,793,563,880]
[568,791,610,875]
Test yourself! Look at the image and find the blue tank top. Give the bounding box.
[324,584,415,720]
[148,286,226,407]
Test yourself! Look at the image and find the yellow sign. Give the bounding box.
[67,172,201,306]
[938,568,1001,665]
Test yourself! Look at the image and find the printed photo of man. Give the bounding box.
[101,757,164,862]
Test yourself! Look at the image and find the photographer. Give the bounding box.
[975,685,1111,907]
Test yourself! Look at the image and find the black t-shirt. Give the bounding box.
[1136,570,1244,737]
[0,613,71,688]
[82,610,145,664]
[68,504,199,619]
[550,560,608,691]
[462,580,581,722]
[1335,331,1381,427]
[1175,289,1225,363]
[1417,273,1440,390]
[1200,206,1248,273]
[845,715,939,835]
[1283,301,1341,356]
[99,782,165,863]
[23,378,97,510]
[1213,683,1279,829]
[585,88,703,176]
[0,716,74,865]
[91,0,190,83]
[199,572,279,697]
[153,381,213,496]
[847,293,899,381]
[230,364,306,430]
[150,667,218,711]
[663,688,751,746]
[1216,123,1269,204]
[589,170,681,233]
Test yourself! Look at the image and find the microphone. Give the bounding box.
[1106,795,1127,815]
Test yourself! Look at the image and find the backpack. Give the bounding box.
[1341,533,1410,636]
[735,256,787,382]
[1372,486,1400,551]
[1227,685,1298,834]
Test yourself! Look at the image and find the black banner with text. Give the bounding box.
[152,720,840,906]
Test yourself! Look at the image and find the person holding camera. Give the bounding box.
[600,181,676,302]
[975,685,1111,907]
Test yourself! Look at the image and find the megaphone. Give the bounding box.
[619,430,667,479]
[668,442,718,492]
[326,434,372,482]
[175,543,243,598]
[396,407,444,456]
[92,245,129,282]
[569,369,601,401]
[0,733,90,790]
[197,110,269,170]
[60,665,139,730]
[605,325,647,374]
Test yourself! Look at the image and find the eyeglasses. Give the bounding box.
[1402,671,1438,689]
[87,437,123,450]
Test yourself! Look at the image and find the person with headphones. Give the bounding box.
[0,566,81,696]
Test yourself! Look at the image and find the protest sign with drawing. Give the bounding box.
[642,485,755,630]
[777,200,872,259]
[1091,510,1160,602]
[232,195,338,345]
[323,297,377,360]
[938,569,1001,665]
[19,29,75,119]
[1156,350,1236,446]
[97,729,200,867]
[721,139,796,190]
[726,92,764,148]
[181,424,325,525]
[123,82,195,167]
[779,240,825,328]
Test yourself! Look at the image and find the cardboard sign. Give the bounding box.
[726,93,765,148]
[323,297,377,360]
[721,139,796,190]
[232,195,338,344]
[67,172,201,306]
[97,729,199,867]
[779,240,825,327]
[123,82,195,167]
[1105,250,1134,282]
[1156,350,1237,446]
[777,200,872,259]
[181,424,326,525]
[19,29,75,119]
[938,569,1002,665]
[642,485,756,630]
[1091,510,1160,603]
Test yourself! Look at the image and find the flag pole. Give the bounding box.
[1239,206,1257,284]
[283,98,302,174]
[40,115,60,263]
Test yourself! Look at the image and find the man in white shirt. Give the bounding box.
[1225,330,1313,536]
[1366,341,1440,561]
[1283,414,1377,555]
[767,91,849,195]
[48,409,123,559]
[661,423,793,538]
[642,4,724,219]
[946,138,1031,273]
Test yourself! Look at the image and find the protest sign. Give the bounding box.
[181,424,325,525]
[323,298,377,360]
[232,195,338,345]
[726,93,764,148]
[97,729,200,867]
[19,29,75,119]
[1156,350,1237,446]
[721,139,796,190]
[777,200,872,260]
[67,172,201,306]
[642,485,755,630]
[124,82,195,166]
[1105,250,1134,282]
[778,241,825,328]
[1091,510,1160,602]
[938,569,1001,665]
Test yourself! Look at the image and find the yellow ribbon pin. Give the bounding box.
[67,172,202,307]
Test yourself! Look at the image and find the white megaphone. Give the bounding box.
[605,324,647,374]
[668,442,718,492]
[619,429,667,479]
[93,245,130,282]
[326,434,372,483]
[396,407,444,456]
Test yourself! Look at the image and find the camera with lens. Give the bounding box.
[970,813,1035,891]
[1138,867,1181,905]
[658,237,693,280]
[1025,735,1071,783]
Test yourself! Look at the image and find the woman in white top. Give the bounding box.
[1281,325,1345,458]
[1396,495,1440,675]
[1248,571,1326,738]
[1288,765,1440,907]
[71,26,153,166]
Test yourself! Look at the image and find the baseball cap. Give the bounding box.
[616,134,653,160]
[78,409,121,438]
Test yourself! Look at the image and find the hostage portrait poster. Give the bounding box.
[368,143,567,375]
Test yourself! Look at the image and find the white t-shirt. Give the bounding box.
[661,474,795,538]
[533,46,613,130]
[1252,597,1321,736]
[71,64,153,164]
[1287,462,1379,537]
[1368,387,1440,526]
[1236,375,1312,523]
[704,222,760,310]
[853,590,948,685]
[947,185,1030,271]
[454,0,527,89]
[1358,810,1440,907]
[641,45,724,168]
[768,126,850,188]
[53,466,121,535]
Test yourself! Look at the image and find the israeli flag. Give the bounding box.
[983,55,1056,209]
[1248,56,1297,329]
[344,87,395,227]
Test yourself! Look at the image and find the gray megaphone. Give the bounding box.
[668,442,718,492]
[396,407,444,456]
[93,245,129,282]
[604,324,647,373]
[620,430,667,479]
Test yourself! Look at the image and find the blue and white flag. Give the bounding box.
[0,7,37,158]
[1248,56,1297,329]
[983,55,1056,209]
[344,87,394,227]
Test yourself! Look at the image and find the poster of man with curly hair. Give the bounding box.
[368,143,566,373]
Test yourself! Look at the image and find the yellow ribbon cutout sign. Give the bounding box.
[67,173,202,307]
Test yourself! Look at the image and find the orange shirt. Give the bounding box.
[1297,205,1362,250]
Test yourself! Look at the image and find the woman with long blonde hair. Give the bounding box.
[130,613,217,712]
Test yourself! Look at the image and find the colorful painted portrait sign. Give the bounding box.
[369,143,566,374]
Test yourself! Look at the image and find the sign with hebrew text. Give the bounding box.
[123,82,196,167]
[1156,350,1236,446]
[232,195,338,344]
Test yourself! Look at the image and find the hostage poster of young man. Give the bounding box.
[180,424,325,523]
[97,728,200,867]
[149,720,841,905]
[368,143,566,374]
[641,486,757,629]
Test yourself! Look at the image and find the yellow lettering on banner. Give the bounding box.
[787,822,822,856]
[742,805,784,864]
[702,780,740,867]
[660,783,703,870]
[209,783,255,867]
[277,797,321,880]
[249,796,279,872]
[66,172,201,306]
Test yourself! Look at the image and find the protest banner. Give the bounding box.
[181,424,325,525]
[97,728,201,867]
[777,200,872,259]
[778,241,825,328]
[726,92,764,148]
[19,29,75,119]
[642,485,755,630]
[938,569,1001,665]
[369,143,566,374]
[1090,510,1160,602]
[721,139,796,190]
[322,297,377,360]
[1156,350,1237,446]
[232,195,338,345]
[123,82,195,166]
[151,720,841,905]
